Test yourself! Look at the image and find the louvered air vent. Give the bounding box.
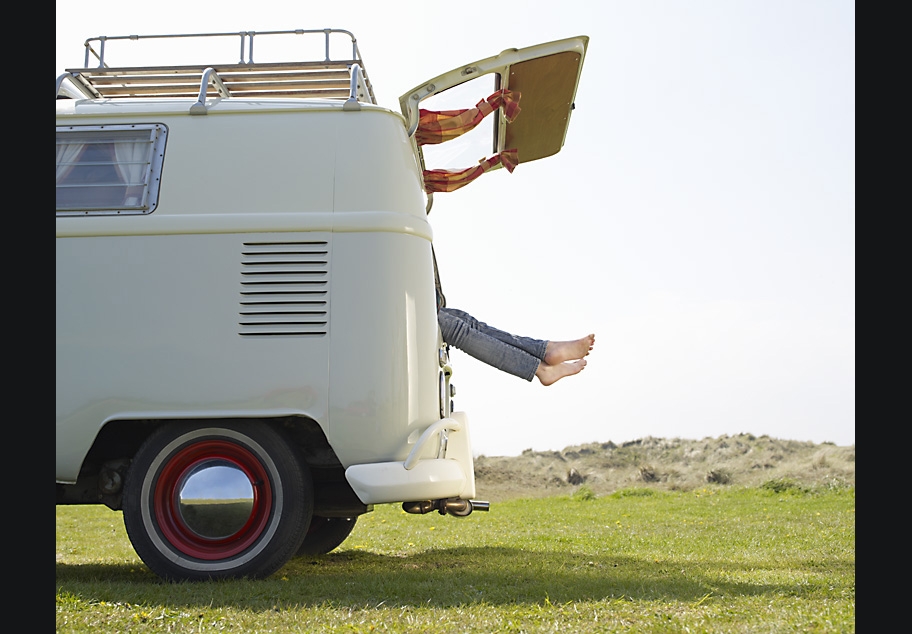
[239,241,329,336]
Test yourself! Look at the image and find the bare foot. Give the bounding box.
[544,334,595,366]
[536,359,587,386]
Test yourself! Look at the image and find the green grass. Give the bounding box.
[56,485,855,633]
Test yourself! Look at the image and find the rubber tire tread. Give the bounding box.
[295,516,357,556]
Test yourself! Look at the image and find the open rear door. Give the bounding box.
[400,35,588,180]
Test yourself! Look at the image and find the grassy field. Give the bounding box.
[56,483,854,633]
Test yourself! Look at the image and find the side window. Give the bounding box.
[56,124,167,216]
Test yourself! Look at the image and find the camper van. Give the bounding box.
[56,29,588,581]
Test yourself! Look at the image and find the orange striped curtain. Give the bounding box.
[418,89,522,193]
[416,89,521,145]
[423,149,519,193]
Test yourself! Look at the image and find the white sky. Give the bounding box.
[57,1,855,456]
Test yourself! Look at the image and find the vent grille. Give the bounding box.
[239,241,329,337]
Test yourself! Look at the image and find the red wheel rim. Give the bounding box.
[153,439,273,560]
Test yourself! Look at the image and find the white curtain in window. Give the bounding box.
[113,139,151,206]
[56,142,85,183]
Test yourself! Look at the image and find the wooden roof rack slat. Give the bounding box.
[81,70,351,85]
[94,86,353,99]
[69,60,361,76]
[89,80,351,95]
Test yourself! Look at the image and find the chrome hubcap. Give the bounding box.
[176,460,255,539]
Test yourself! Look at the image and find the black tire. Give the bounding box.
[122,420,312,581]
[295,516,357,556]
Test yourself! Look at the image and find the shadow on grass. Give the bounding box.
[55,545,854,609]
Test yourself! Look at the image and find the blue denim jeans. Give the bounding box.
[437,307,548,381]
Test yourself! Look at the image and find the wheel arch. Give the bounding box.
[56,415,370,517]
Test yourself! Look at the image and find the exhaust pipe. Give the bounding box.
[402,498,490,517]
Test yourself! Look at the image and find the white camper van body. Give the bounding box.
[56,29,587,581]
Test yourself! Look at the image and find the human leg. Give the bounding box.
[440,310,595,364]
[438,308,543,381]
[439,308,549,360]
[438,309,594,385]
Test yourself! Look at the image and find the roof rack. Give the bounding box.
[56,29,376,113]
